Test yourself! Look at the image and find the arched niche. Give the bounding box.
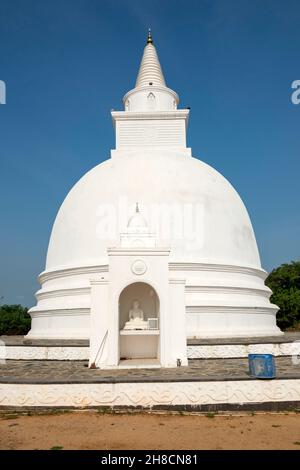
[119,282,160,362]
[147,92,156,110]
[119,282,159,330]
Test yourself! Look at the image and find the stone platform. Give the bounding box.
[1,333,300,360]
[0,355,300,411]
[1,334,300,411]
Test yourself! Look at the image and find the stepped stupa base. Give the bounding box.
[1,355,300,411]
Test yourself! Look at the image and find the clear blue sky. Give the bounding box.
[0,0,299,307]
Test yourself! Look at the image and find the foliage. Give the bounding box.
[0,304,31,335]
[266,261,300,330]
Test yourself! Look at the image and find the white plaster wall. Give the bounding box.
[115,115,187,149]
[123,86,178,112]
[120,335,158,359]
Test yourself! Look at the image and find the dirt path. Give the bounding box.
[0,411,300,450]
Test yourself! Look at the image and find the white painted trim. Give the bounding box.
[35,283,271,303]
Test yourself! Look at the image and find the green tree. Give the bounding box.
[266,261,300,330]
[0,304,31,335]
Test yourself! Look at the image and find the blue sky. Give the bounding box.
[0,0,299,307]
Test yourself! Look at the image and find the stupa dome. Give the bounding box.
[45,153,260,270]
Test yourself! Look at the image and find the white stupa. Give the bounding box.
[27,31,281,367]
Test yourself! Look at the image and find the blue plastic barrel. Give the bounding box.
[248,354,276,379]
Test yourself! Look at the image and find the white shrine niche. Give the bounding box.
[89,207,188,369]
[120,282,159,331]
[119,282,160,360]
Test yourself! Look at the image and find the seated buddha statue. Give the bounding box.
[123,300,148,330]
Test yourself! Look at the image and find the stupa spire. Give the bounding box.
[120,29,180,113]
[135,30,166,88]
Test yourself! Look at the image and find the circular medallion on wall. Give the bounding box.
[131,259,147,275]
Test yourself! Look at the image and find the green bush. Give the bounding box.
[266,261,300,330]
[0,304,31,335]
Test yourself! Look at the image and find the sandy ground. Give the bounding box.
[0,411,300,450]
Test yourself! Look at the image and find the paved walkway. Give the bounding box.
[1,356,300,384]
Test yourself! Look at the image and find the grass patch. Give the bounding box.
[1,414,19,420]
[97,407,116,415]
[50,446,64,451]
[205,412,216,419]
[28,409,72,417]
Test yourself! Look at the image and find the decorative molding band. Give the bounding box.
[186,306,278,315]
[39,265,109,284]
[0,380,300,408]
[115,107,186,121]
[169,278,186,285]
[35,284,270,303]
[36,287,90,300]
[30,306,277,319]
[90,279,109,286]
[30,305,278,319]
[169,263,267,279]
[29,308,90,318]
[107,248,170,256]
[186,285,270,297]
[38,262,267,286]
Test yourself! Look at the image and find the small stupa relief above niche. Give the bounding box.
[120,203,156,248]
